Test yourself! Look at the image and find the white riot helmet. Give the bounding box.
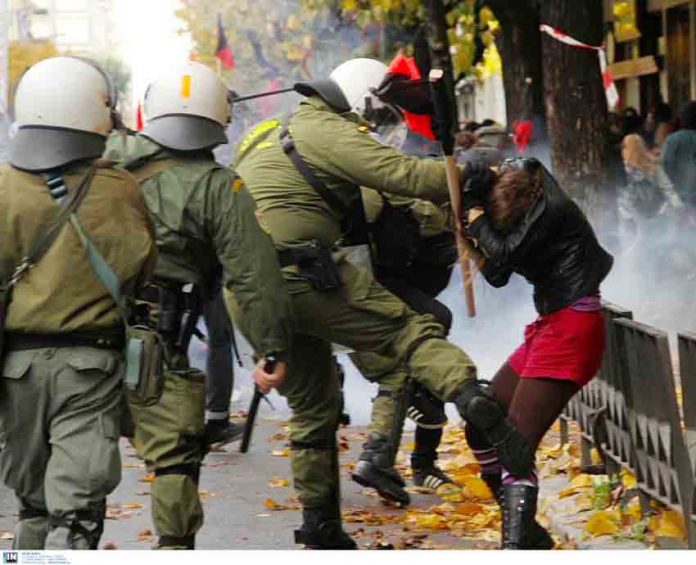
[141,62,231,151]
[294,57,389,117]
[10,56,116,172]
[330,58,389,116]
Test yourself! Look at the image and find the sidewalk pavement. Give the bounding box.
[0,415,656,550]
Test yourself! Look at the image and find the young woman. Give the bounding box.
[463,158,614,549]
[620,133,682,224]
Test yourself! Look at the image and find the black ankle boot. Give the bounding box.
[500,484,553,550]
[485,475,553,549]
[294,507,357,550]
[351,432,410,505]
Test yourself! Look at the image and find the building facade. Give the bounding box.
[605,0,695,115]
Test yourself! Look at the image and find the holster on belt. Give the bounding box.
[278,243,342,291]
[126,282,202,406]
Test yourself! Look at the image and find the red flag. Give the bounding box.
[387,53,436,141]
[135,103,144,131]
[216,14,235,70]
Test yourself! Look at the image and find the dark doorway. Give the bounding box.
[666,4,692,113]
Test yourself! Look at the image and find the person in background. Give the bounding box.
[651,102,675,153]
[456,126,507,167]
[662,101,696,210]
[202,289,243,447]
[620,133,682,228]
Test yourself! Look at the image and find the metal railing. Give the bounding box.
[559,303,696,548]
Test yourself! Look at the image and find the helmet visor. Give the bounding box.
[364,101,408,149]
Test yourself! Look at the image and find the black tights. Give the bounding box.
[466,362,580,460]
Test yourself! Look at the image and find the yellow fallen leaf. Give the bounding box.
[539,442,564,459]
[264,498,282,510]
[455,502,484,516]
[461,476,494,500]
[649,510,686,539]
[574,493,595,512]
[585,510,620,536]
[436,484,465,502]
[570,474,594,488]
[271,448,290,457]
[624,499,643,523]
[268,477,290,488]
[122,502,143,510]
[621,469,637,489]
[411,513,450,530]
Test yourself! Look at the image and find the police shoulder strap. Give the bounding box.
[1,165,97,292]
[279,114,348,215]
[41,169,129,324]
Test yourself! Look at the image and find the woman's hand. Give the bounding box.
[467,207,485,225]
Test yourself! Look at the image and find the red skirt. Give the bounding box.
[508,306,605,386]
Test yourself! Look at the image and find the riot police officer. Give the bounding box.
[0,56,156,549]
[105,61,292,549]
[233,57,534,549]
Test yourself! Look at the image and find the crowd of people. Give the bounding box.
[1,54,616,553]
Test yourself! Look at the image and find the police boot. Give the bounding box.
[204,418,244,448]
[351,432,410,506]
[500,484,553,550]
[482,473,554,549]
[454,381,535,477]
[294,507,357,550]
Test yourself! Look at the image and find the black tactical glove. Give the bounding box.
[461,162,496,213]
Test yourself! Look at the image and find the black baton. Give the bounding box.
[240,356,276,453]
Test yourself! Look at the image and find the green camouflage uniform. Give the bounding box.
[233,96,477,517]
[105,134,292,548]
[0,161,156,549]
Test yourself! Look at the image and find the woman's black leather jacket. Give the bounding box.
[467,168,613,315]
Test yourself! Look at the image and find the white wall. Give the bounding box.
[473,73,507,126]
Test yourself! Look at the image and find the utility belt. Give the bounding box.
[126,281,202,407]
[135,282,202,353]
[277,242,343,291]
[4,330,126,352]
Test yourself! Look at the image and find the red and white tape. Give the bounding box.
[540,24,620,110]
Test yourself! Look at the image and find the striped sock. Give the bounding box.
[472,447,501,476]
[501,466,538,487]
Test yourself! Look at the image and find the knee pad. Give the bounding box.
[464,420,492,451]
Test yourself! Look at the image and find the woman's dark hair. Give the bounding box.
[621,107,642,135]
[490,169,542,232]
[464,121,481,132]
[680,101,696,130]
